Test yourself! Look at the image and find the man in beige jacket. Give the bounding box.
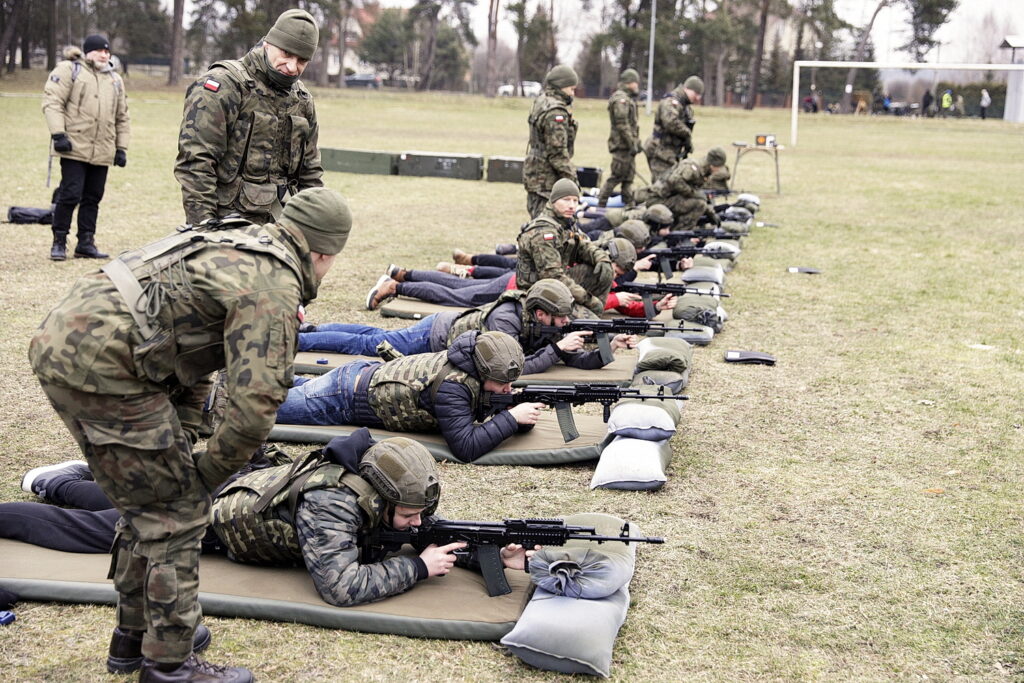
[42,34,130,261]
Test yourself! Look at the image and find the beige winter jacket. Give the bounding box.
[42,47,130,166]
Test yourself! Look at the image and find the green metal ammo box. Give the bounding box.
[486,156,525,183]
[320,148,398,175]
[397,151,484,180]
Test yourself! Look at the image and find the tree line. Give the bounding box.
[0,0,959,112]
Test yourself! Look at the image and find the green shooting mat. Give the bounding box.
[270,413,613,466]
[0,539,532,640]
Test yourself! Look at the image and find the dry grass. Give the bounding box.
[1,68,1022,680]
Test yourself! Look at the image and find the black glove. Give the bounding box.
[51,133,72,153]
[114,149,127,167]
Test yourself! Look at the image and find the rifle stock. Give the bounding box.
[529,318,669,364]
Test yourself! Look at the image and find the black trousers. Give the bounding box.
[52,158,109,239]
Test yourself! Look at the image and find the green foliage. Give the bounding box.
[901,0,959,61]
[430,23,470,91]
[358,7,411,80]
[92,0,171,60]
[519,5,555,82]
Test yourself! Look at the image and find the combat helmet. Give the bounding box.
[606,237,637,270]
[525,279,574,317]
[473,331,525,384]
[359,438,440,513]
[615,220,649,250]
[644,204,673,226]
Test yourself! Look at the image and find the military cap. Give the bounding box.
[359,438,440,511]
[606,237,637,270]
[280,187,352,255]
[545,64,579,89]
[645,204,673,226]
[549,178,581,203]
[619,68,640,84]
[683,75,704,96]
[266,9,319,60]
[525,279,574,316]
[615,220,649,250]
[473,331,525,384]
[705,146,727,166]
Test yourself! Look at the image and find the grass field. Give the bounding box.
[0,68,1022,681]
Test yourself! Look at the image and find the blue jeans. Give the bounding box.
[276,360,377,425]
[298,316,435,356]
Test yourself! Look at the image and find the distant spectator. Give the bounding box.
[979,89,991,120]
[921,89,934,118]
[940,89,952,118]
[854,98,868,115]
[954,94,965,118]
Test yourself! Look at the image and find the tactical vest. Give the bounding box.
[208,58,314,208]
[652,93,690,151]
[527,94,576,158]
[102,217,304,384]
[366,352,481,432]
[210,453,385,565]
[445,290,528,345]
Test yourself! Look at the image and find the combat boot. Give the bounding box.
[50,232,68,261]
[365,275,398,311]
[436,262,472,278]
[385,263,408,283]
[451,249,473,266]
[138,654,252,683]
[74,235,109,259]
[107,625,212,674]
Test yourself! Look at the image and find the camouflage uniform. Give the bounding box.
[598,86,640,206]
[635,158,714,230]
[515,207,612,316]
[523,88,577,218]
[175,46,323,226]
[28,218,319,663]
[701,161,731,192]
[643,86,696,182]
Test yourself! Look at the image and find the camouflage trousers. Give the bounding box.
[598,154,636,206]
[37,379,211,664]
[663,195,708,230]
[526,191,548,219]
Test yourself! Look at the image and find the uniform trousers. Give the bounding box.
[53,158,109,240]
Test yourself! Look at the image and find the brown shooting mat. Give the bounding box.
[0,539,532,640]
[293,351,636,386]
[378,296,466,320]
[270,413,612,465]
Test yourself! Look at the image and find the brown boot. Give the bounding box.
[138,654,252,682]
[366,275,398,310]
[385,263,408,283]
[451,248,473,266]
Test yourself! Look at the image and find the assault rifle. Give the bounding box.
[370,518,664,597]
[616,281,729,319]
[663,228,746,245]
[639,245,737,279]
[486,382,686,443]
[702,188,734,199]
[528,318,667,364]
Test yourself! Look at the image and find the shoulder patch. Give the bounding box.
[50,75,60,83]
[543,233,555,241]
[553,114,565,123]
[297,305,306,323]
[203,78,221,92]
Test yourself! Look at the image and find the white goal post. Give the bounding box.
[789,60,1024,146]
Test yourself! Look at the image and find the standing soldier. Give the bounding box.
[42,34,130,261]
[597,69,641,207]
[523,65,579,219]
[176,9,324,226]
[28,187,351,682]
[643,75,703,182]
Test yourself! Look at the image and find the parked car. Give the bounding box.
[345,74,381,89]
[497,80,542,97]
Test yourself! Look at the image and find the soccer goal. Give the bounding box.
[789,60,1024,146]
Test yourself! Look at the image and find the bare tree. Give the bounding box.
[0,0,24,79]
[744,0,770,109]
[168,0,185,85]
[840,0,890,112]
[484,0,499,96]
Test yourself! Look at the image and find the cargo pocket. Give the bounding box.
[79,418,184,507]
[132,329,178,384]
[243,111,275,176]
[174,342,224,387]
[237,181,278,215]
[288,115,310,175]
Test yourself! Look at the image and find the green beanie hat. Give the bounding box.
[683,75,704,95]
[545,64,578,89]
[280,187,352,255]
[619,68,640,84]
[705,146,727,166]
[266,9,319,61]
[548,178,581,203]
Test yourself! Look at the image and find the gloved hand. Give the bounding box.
[51,133,72,153]
[114,149,127,167]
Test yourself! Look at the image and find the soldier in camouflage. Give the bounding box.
[5,434,534,608]
[27,187,351,682]
[175,9,324,227]
[597,69,642,207]
[635,157,719,230]
[523,65,579,219]
[700,146,731,192]
[515,178,613,317]
[643,75,704,182]
[270,331,545,463]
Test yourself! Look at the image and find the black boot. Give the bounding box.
[74,235,108,259]
[139,654,253,683]
[108,625,213,674]
[50,231,68,261]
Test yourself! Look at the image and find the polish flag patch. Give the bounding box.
[543,233,555,240]
[296,305,306,323]
[554,115,565,122]
[203,79,221,92]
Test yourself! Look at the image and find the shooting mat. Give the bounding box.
[0,539,531,640]
[378,297,466,320]
[270,414,612,466]
[293,351,636,386]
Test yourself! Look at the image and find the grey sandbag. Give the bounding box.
[500,512,640,677]
[528,546,634,599]
[607,400,678,440]
[679,265,724,285]
[591,435,673,490]
[632,369,688,394]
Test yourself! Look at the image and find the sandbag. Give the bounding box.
[665,323,713,346]
[528,546,634,600]
[635,337,693,374]
[6,206,53,224]
[631,369,688,394]
[692,254,734,272]
[590,435,673,491]
[672,293,723,332]
[607,400,677,440]
[679,265,724,285]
